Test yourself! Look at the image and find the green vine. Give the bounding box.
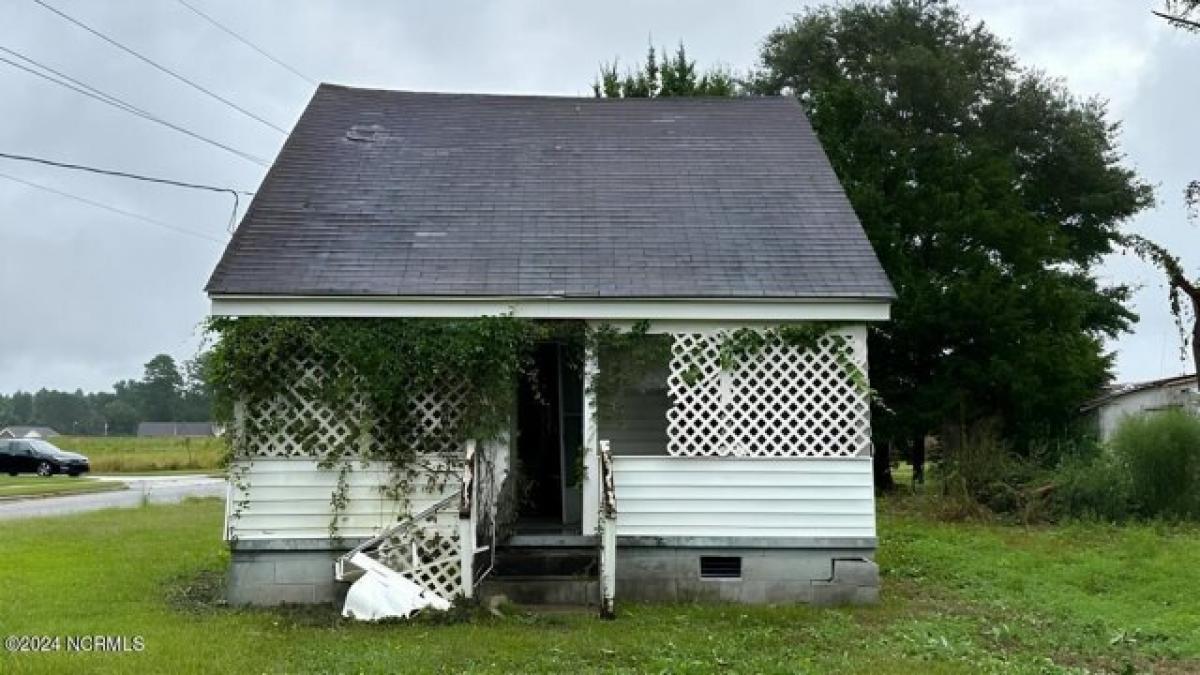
[209,317,872,537]
[586,320,671,422]
[206,316,563,534]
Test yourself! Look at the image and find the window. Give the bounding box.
[699,556,742,579]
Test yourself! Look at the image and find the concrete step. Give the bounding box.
[480,575,598,606]
[492,547,598,577]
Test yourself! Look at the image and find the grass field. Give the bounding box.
[0,476,125,499]
[1,497,1197,673]
[50,436,225,473]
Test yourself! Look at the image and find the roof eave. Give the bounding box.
[208,293,893,322]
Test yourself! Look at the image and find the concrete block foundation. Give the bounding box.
[227,540,352,607]
[616,546,878,605]
[227,539,878,607]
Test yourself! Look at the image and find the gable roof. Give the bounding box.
[207,86,894,301]
[1080,373,1198,412]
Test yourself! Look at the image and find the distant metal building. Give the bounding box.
[1082,374,1199,441]
[136,422,217,438]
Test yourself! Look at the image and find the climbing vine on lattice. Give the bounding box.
[206,316,549,534]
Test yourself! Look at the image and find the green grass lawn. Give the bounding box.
[0,476,125,499]
[1,498,1198,674]
[50,436,225,473]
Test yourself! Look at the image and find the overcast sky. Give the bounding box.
[0,0,1195,394]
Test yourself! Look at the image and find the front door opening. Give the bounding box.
[515,339,583,531]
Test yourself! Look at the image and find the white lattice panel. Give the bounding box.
[665,329,870,458]
[379,526,463,599]
[237,351,469,459]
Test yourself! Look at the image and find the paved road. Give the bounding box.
[0,475,226,520]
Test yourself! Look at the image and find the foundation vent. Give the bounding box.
[699,556,741,579]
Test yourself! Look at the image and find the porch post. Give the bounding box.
[581,331,599,535]
[459,440,477,599]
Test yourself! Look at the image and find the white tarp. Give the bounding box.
[340,553,451,621]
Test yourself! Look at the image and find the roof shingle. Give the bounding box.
[206,86,894,300]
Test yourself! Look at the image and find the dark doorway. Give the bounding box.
[515,339,583,529]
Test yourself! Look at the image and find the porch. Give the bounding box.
[221,319,880,613]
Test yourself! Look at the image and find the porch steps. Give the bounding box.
[480,576,598,606]
[481,543,599,606]
[492,547,598,577]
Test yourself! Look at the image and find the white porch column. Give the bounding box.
[581,333,599,535]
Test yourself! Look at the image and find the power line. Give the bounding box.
[0,150,252,231]
[0,47,270,167]
[0,169,226,244]
[0,151,254,196]
[30,0,290,135]
[174,0,316,86]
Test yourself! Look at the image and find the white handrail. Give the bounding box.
[333,490,460,581]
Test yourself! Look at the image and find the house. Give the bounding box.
[0,426,60,439]
[136,422,218,438]
[206,86,894,612]
[1082,373,1199,441]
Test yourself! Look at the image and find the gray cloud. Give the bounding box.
[1,0,1195,393]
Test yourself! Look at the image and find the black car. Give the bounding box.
[0,439,90,477]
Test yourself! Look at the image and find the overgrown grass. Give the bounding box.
[1112,410,1200,519]
[50,436,225,473]
[0,476,125,499]
[2,497,1198,673]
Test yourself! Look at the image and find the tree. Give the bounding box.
[1155,0,1200,30]
[32,388,91,434]
[139,354,184,422]
[10,391,33,425]
[178,350,215,422]
[594,43,735,98]
[755,0,1153,488]
[1133,1,1200,385]
[102,399,139,435]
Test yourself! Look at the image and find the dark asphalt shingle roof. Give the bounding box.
[206,85,894,300]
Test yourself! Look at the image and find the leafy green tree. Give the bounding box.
[32,388,90,434]
[755,0,1153,487]
[178,350,215,422]
[139,354,184,422]
[10,391,33,425]
[102,399,139,435]
[594,43,735,98]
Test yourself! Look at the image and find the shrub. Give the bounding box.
[933,422,1040,518]
[1049,451,1132,521]
[1111,409,1200,520]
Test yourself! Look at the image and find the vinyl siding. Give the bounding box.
[612,456,875,538]
[225,458,458,541]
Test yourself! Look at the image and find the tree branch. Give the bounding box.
[1153,9,1200,31]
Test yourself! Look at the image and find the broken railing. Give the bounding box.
[334,439,492,619]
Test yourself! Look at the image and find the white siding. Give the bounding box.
[1097,384,1200,441]
[226,458,459,540]
[612,456,875,538]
